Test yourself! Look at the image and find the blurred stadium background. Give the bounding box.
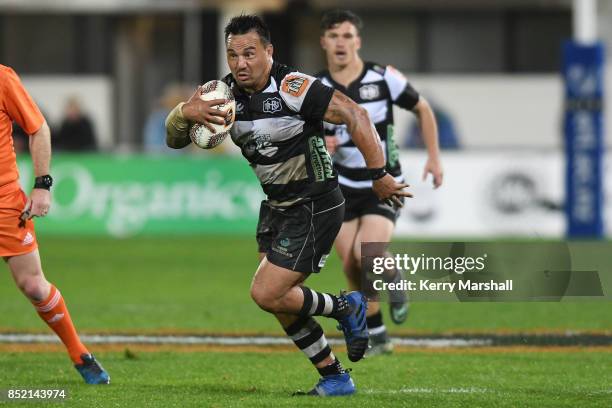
[1,0,610,238]
[0,0,610,406]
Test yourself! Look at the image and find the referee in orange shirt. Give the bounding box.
[0,65,109,384]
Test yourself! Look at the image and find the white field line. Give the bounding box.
[0,334,491,348]
[362,387,489,394]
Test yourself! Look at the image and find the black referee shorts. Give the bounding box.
[256,187,345,274]
[340,184,403,223]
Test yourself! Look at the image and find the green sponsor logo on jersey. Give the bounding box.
[309,136,334,182]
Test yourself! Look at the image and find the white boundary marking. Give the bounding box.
[363,387,489,394]
[0,334,491,348]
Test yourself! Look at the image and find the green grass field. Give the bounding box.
[0,236,611,407]
[0,236,610,334]
[1,351,611,407]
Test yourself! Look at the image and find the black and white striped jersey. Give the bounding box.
[317,62,420,189]
[222,61,336,207]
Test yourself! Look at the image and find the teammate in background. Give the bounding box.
[0,65,109,384]
[166,15,411,396]
[318,10,443,355]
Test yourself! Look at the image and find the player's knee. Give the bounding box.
[250,285,277,313]
[18,275,49,301]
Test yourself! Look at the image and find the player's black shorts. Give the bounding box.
[340,184,402,223]
[256,187,345,274]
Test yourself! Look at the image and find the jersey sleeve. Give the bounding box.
[323,121,337,136]
[1,67,44,135]
[384,65,420,111]
[279,72,334,121]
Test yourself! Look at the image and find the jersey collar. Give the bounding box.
[327,61,369,92]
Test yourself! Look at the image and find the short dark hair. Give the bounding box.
[320,9,363,33]
[224,14,271,45]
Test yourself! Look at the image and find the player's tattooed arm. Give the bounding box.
[323,90,385,168]
[323,90,412,206]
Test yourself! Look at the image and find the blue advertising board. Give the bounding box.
[562,41,605,238]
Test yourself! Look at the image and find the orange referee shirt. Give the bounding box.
[0,64,44,190]
[0,65,43,256]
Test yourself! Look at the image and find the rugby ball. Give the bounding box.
[189,80,236,149]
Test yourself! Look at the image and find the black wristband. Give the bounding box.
[34,175,53,190]
[368,167,387,180]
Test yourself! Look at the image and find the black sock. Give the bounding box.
[383,251,407,305]
[366,311,384,329]
[284,317,332,365]
[299,287,350,319]
[367,311,388,342]
[317,358,344,377]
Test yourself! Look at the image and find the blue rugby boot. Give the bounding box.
[336,291,369,362]
[75,353,110,384]
[294,372,356,396]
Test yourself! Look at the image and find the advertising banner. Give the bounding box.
[18,154,264,237]
[17,151,609,238]
[562,41,605,238]
[397,151,567,238]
